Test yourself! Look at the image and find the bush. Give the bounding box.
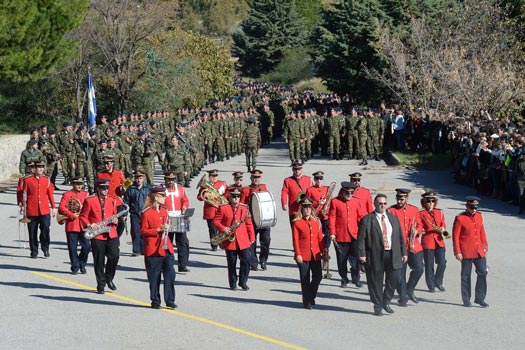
[259,46,312,85]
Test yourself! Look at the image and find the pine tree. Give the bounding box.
[233,0,308,77]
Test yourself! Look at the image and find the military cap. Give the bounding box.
[33,159,45,167]
[71,176,84,184]
[341,181,357,191]
[77,125,85,132]
[118,123,127,128]
[246,117,256,123]
[134,170,145,177]
[466,196,480,205]
[421,191,436,198]
[100,115,107,119]
[229,188,242,196]
[312,171,324,177]
[88,130,96,136]
[137,130,146,137]
[40,124,48,129]
[232,171,244,178]
[150,185,166,194]
[251,169,263,177]
[299,197,314,208]
[106,126,114,132]
[349,172,363,179]
[28,139,38,145]
[63,121,72,127]
[291,161,303,169]
[107,137,115,142]
[75,117,83,123]
[149,120,156,126]
[103,154,115,162]
[395,188,411,196]
[48,129,56,135]
[207,169,219,176]
[164,171,177,179]
[95,179,110,187]
[107,116,116,122]
[98,138,107,144]
[25,160,35,166]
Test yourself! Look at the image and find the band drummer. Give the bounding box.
[141,186,177,309]
[164,170,190,272]
[80,179,121,294]
[58,176,89,274]
[213,188,255,291]
[241,169,271,271]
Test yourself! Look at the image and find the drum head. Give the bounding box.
[250,191,277,228]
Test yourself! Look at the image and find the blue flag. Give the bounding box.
[87,73,97,128]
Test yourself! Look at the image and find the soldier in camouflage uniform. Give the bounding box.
[241,117,262,172]
[19,139,44,175]
[42,129,61,188]
[345,109,359,159]
[57,121,76,185]
[283,111,301,163]
[327,107,344,160]
[164,135,190,187]
[131,130,155,185]
[356,111,369,166]
[115,123,133,176]
[94,138,110,173]
[107,137,126,171]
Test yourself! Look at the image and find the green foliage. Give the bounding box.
[296,0,323,28]
[293,77,331,94]
[0,0,88,82]
[233,0,309,77]
[259,46,313,85]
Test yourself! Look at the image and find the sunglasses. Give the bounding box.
[34,165,45,168]
[351,178,361,182]
[98,186,110,190]
[396,195,407,199]
[426,198,436,203]
[314,176,323,180]
[104,162,113,165]
[377,202,388,205]
[468,204,478,209]
[155,193,166,197]
[230,194,241,198]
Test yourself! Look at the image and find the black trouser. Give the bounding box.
[206,219,217,248]
[397,251,424,302]
[225,248,251,289]
[27,214,51,257]
[321,219,331,250]
[250,227,271,268]
[423,247,447,290]
[91,238,119,291]
[335,240,361,284]
[130,213,143,254]
[461,257,487,304]
[365,250,401,311]
[297,260,322,307]
[66,232,91,273]
[145,253,176,307]
[168,231,189,268]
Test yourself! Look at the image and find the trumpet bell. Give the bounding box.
[19,217,31,224]
[57,214,68,225]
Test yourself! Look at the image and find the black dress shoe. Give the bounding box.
[80,266,87,274]
[397,300,408,307]
[229,286,237,291]
[260,262,267,270]
[151,304,160,309]
[250,265,258,271]
[166,303,178,309]
[71,270,79,275]
[340,280,348,288]
[178,267,190,273]
[463,301,472,307]
[97,288,105,294]
[30,254,38,259]
[43,251,50,258]
[211,246,218,252]
[383,304,395,314]
[374,308,383,316]
[240,284,250,291]
[107,280,117,291]
[475,300,489,307]
[354,281,363,288]
[428,287,436,293]
[407,292,419,303]
[303,304,312,310]
[437,285,446,292]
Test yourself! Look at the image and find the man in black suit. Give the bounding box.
[358,193,408,316]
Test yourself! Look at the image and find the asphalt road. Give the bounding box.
[1,141,523,350]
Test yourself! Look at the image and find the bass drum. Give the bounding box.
[250,191,277,229]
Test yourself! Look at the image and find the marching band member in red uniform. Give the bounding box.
[389,188,424,306]
[225,171,244,198]
[197,169,227,251]
[58,176,89,274]
[329,182,367,288]
[292,197,327,309]
[22,160,56,258]
[141,186,177,309]
[452,196,489,307]
[305,171,331,254]
[349,172,374,213]
[213,188,255,291]
[164,171,190,272]
[79,179,121,294]
[419,191,448,292]
[281,161,312,225]
[96,154,126,237]
[241,169,271,271]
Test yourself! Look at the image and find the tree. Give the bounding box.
[365,0,525,116]
[233,0,308,77]
[0,0,88,82]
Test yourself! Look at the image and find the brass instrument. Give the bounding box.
[322,249,331,279]
[409,218,417,253]
[423,215,451,239]
[57,197,82,225]
[19,191,31,224]
[317,182,336,216]
[211,214,251,246]
[197,174,228,208]
[122,178,133,191]
[296,191,306,203]
[84,203,129,239]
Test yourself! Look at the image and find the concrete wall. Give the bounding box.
[0,135,27,181]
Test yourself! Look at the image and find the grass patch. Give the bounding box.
[293,77,331,94]
[394,151,452,170]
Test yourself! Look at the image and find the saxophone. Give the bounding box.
[84,203,129,239]
[211,214,251,246]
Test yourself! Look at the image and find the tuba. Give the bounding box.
[84,203,129,239]
[57,197,82,225]
[197,174,228,208]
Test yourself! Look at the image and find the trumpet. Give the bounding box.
[19,191,31,224]
[423,215,451,239]
[123,178,133,191]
